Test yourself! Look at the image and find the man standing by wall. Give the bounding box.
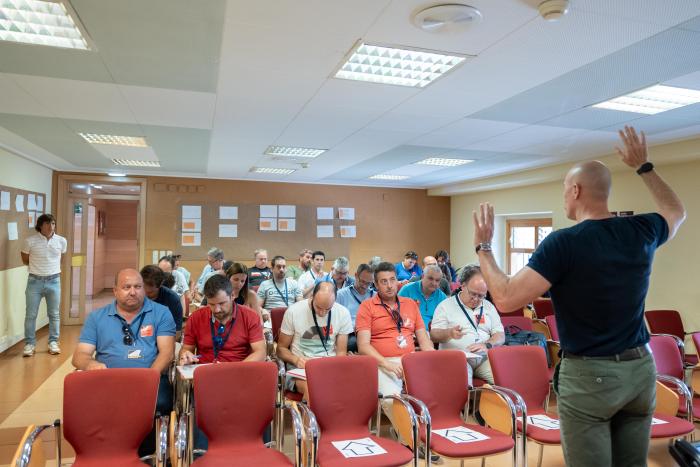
[472,127,686,467]
[21,213,67,357]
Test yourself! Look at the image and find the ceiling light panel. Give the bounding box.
[592,85,700,115]
[251,167,296,175]
[264,145,326,158]
[79,133,148,147]
[369,174,410,180]
[416,157,473,167]
[0,0,90,50]
[334,42,467,88]
[112,159,160,167]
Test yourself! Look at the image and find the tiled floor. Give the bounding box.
[0,325,691,466]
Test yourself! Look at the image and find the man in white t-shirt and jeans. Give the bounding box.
[430,264,505,384]
[21,213,67,357]
[276,281,352,399]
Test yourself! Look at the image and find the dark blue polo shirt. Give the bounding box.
[156,286,183,331]
[527,213,668,356]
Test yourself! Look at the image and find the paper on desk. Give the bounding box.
[176,363,210,380]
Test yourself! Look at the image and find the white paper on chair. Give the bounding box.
[332,437,387,458]
[286,368,306,380]
[527,415,560,430]
[176,364,211,380]
[432,426,490,443]
[651,417,669,425]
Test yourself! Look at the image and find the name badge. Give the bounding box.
[396,335,408,349]
[140,324,154,337]
[127,349,142,359]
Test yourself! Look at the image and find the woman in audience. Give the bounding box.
[226,262,263,320]
[435,249,456,283]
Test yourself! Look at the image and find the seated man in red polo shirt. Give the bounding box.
[179,273,266,364]
[356,261,434,427]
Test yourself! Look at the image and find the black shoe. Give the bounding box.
[417,445,440,462]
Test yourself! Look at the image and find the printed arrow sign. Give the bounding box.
[331,437,388,458]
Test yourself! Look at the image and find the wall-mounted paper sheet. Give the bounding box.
[182,205,201,219]
[278,219,296,232]
[219,224,238,238]
[27,194,36,211]
[339,225,356,238]
[338,207,354,220]
[182,219,201,232]
[219,206,238,220]
[36,195,44,212]
[1,191,9,210]
[317,207,334,220]
[28,211,36,229]
[317,225,333,238]
[260,205,277,218]
[181,232,201,247]
[15,194,24,212]
[7,222,19,240]
[259,218,277,231]
[278,205,296,218]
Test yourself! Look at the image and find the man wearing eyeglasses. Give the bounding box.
[430,265,504,385]
[72,268,176,411]
[336,263,375,352]
[179,274,266,365]
[195,247,224,298]
[276,281,352,399]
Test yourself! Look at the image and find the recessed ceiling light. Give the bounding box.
[592,85,700,115]
[107,172,126,177]
[0,0,91,50]
[264,145,326,158]
[112,159,160,167]
[416,157,474,167]
[251,167,296,175]
[369,174,410,181]
[334,42,467,88]
[79,133,148,147]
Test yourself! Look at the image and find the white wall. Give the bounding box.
[0,148,53,353]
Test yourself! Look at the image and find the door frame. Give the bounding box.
[56,174,147,325]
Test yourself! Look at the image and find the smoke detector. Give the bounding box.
[538,0,569,21]
[411,4,482,33]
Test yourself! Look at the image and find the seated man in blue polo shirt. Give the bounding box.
[141,264,183,341]
[398,265,447,326]
[72,268,176,413]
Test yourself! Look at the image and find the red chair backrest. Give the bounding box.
[532,298,554,319]
[450,282,461,293]
[501,316,533,332]
[692,333,700,358]
[270,307,287,341]
[306,356,378,437]
[63,368,159,459]
[545,315,559,342]
[403,351,468,427]
[645,310,685,341]
[194,361,277,445]
[497,306,525,317]
[649,334,684,380]
[489,346,550,410]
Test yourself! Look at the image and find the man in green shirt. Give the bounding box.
[286,248,312,280]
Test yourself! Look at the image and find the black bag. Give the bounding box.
[504,325,551,367]
[670,439,700,467]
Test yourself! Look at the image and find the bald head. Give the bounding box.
[566,160,612,201]
[115,268,142,286]
[312,281,336,317]
[423,256,437,268]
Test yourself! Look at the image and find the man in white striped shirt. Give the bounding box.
[20,214,67,357]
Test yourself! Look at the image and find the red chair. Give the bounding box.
[649,334,700,421]
[193,362,302,466]
[532,298,554,319]
[270,307,287,342]
[403,351,519,466]
[15,368,164,466]
[501,316,534,332]
[489,346,560,467]
[545,315,559,342]
[305,356,417,466]
[645,310,698,366]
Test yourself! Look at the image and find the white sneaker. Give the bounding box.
[48,341,61,355]
[23,344,35,357]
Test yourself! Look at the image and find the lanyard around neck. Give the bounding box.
[349,287,373,305]
[272,279,289,306]
[209,303,237,361]
[380,297,402,334]
[310,303,332,355]
[455,295,483,332]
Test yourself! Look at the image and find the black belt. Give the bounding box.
[562,344,650,362]
[29,273,61,281]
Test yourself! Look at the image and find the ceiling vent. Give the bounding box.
[538,0,569,21]
[411,4,482,33]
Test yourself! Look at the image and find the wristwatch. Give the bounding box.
[485,343,493,350]
[636,162,654,175]
[475,242,492,254]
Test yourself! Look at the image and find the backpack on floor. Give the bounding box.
[504,325,551,367]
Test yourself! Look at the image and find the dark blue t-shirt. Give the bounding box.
[156,286,183,331]
[527,213,668,356]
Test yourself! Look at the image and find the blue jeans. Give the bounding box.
[25,275,61,345]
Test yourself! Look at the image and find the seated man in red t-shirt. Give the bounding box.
[356,262,434,428]
[179,273,266,364]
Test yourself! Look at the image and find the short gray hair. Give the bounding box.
[207,247,224,261]
[368,256,382,269]
[333,256,350,272]
[423,264,442,277]
[459,264,482,285]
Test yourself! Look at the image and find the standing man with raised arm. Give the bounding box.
[21,214,67,357]
[472,126,686,467]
